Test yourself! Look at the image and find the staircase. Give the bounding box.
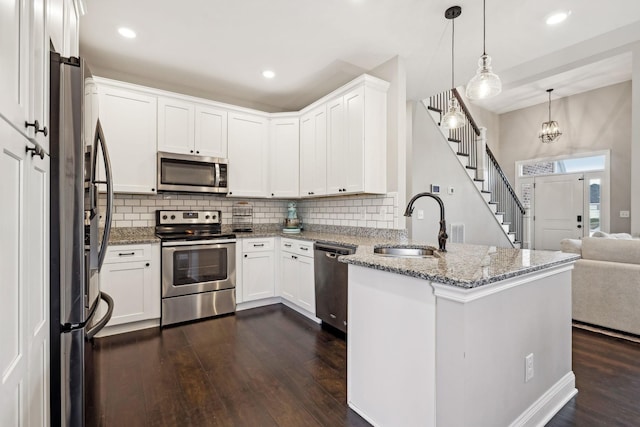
[425,88,525,247]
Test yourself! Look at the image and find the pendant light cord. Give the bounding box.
[548,90,552,121]
[451,19,455,88]
[483,0,486,55]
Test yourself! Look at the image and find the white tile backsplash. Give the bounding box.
[100,192,402,230]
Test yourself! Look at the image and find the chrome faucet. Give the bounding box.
[404,192,448,252]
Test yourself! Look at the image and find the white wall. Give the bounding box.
[632,46,640,236]
[497,82,632,233]
[410,102,512,247]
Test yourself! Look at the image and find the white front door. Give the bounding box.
[534,173,584,250]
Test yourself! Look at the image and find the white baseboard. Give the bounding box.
[94,318,160,338]
[509,371,577,427]
[236,297,281,311]
[280,299,321,324]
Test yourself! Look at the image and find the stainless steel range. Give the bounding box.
[156,210,236,326]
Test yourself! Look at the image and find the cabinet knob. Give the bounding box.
[25,120,48,136]
[271,193,274,197]
[25,144,45,159]
[244,254,248,258]
[151,188,155,192]
[145,263,150,267]
[190,150,194,153]
[196,150,200,154]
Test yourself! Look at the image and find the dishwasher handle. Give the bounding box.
[314,242,356,256]
[325,252,337,259]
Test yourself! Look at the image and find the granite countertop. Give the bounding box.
[339,242,580,289]
[107,227,159,245]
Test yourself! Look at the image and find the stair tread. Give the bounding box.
[481,190,491,194]
[488,201,498,205]
[427,106,442,113]
[502,222,511,225]
[474,178,485,182]
[465,166,477,170]
[448,138,461,143]
[495,212,505,215]
[456,152,469,156]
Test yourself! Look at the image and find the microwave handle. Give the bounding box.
[215,163,221,187]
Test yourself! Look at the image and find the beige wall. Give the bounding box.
[497,81,632,233]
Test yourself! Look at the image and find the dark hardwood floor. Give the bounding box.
[86,304,640,427]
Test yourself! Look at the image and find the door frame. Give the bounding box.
[515,150,610,248]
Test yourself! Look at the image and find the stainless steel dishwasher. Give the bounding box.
[314,243,356,333]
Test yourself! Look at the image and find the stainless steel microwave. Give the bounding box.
[157,151,228,194]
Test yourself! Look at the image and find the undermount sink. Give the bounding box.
[373,246,436,258]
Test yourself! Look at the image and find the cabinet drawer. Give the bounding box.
[281,238,314,257]
[104,244,151,263]
[242,237,274,252]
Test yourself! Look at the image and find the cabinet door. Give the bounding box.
[326,96,346,194]
[227,112,269,197]
[28,0,49,151]
[98,84,158,194]
[242,251,274,301]
[296,255,315,314]
[0,0,29,131]
[195,104,228,158]
[269,118,299,198]
[62,0,79,57]
[300,106,327,197]
[343,87,365,193]
[99,260,155,326]
[0,121,50,427]
[280,252,298,303]
[157,97,195,155]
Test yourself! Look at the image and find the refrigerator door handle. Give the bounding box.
[86,292,114,339]
[94,119,114,271]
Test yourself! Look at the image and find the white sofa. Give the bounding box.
[561,235,640,336]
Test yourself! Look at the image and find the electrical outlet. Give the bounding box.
[417,209,424,220]
[448,186,455,195]
[620,210,630,218]
[525,353,534,382]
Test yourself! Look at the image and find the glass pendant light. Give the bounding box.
[442,6,466,130]
[539,89,562,143]
[466,0,502,100]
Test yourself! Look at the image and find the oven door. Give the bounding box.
[162,240,236,298]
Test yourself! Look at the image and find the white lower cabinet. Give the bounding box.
[98,243,160,329]
[280,238,316,315]
[241,238,275,302]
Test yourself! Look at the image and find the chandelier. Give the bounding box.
[539,89,562,143]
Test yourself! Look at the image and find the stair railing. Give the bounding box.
[427,88,525,245]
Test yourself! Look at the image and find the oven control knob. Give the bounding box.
[162,215,168,220]
[170,215,176,220]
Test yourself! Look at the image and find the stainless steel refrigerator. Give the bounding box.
[49,51,115,427]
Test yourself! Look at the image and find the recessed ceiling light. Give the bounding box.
[118,27,137,39]
[262,70,276,79]
[546,11,570,26]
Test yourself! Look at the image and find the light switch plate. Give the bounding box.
[620,210,630,218]
[430,184,440,194]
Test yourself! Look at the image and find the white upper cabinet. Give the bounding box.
[157,97,195,155]
[48,0,79,57]
[227,112,269,198]
[300,105,327,197]
[97,81,158,194]
[195,104,228,158]
[158,97,228,158]
[269,117,299,198]
[325,79,387,196]
[0,0,54,141]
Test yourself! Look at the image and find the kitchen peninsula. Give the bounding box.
[341,243,580,427]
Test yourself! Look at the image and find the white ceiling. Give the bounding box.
[79,0,640,114]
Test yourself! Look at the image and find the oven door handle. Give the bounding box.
[162,239,236,247]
